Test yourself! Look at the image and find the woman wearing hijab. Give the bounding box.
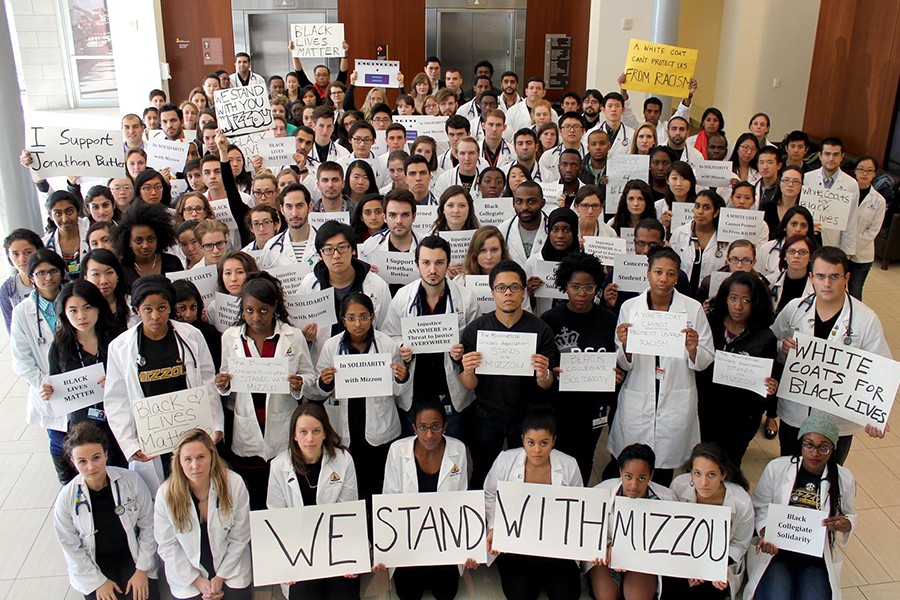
[524,207,581,315]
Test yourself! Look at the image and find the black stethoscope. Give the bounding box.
[688,224,725,263]
[34,293,53,346]
[504,212,550,245]
[602,122,631,148]
[790,291,856,345]
[74,479,132,516]
[135,325,198,369]
[269,224,318,253]
[337,333,380,355]
[407,280,457,316]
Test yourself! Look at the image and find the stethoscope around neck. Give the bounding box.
[135,324,198,369]
[790,291,856,345]
[505,212,550,242]
[408,280,456,316]
[34,292,53,345]
[688,223,725,263]
[74,479,131,516]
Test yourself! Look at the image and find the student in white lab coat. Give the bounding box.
[378,400,474,600]
[847,155,887,300]
[216,272,316,510]
[500,180,549,268]
[11,249,69,481]
[664,443,754,599]
[744,413,856,600]
[104,276,224,494]
[669,190,729,296]
[610,247,715,485]
[484,409,583,600]
[591,443,676,600]
[42,190,91,280]
[267,404,360,600]
[804,137,860,258]
[54,421,159,600]
[154,429,252,600]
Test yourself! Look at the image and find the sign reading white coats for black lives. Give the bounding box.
[47,363,106,417]
[475,330,537,376]
[800,185,853,230]
[373,491,487,568]
[609,496,731,581]
[167,265,217,307]
[250,501,371,586]
[133,387,215,455]
[781,333,899,428]
[401,313,459,353]
[25,124,124,178]
[291,23,345,58]
[493,482,612,562]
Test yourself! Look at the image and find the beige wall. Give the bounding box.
[586,0,654,96]
[677,0,723,121]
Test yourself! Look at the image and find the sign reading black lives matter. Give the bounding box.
[213,84,274,159]
[26,124,124,178]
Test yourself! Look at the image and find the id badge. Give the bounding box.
[655,367,665,381]
[87,408,106,422]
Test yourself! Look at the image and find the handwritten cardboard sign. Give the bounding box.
[373,491,487,568]
[25,124,124,178]
[559,352,617,392]
[335,353,393,398]
[781,333,898,428]
[227,357,291,394]
[613,254,648,293]
[133,386,215,455]
[356,59,401,88]
[532,259,567,299]
[209,199,237,236]
[214,85,273,137]
[493,482,611,562]
[401,313,459,353]
[607,154,649,182]
[717,208,763,243]
[764,504,827,558]
[475,331,536,376]
[622,38,699,98]
[712,351,773,398]
[250,501,371,586]
[145,137,189,173]
[626,309,686,358]
[291,23,345,58]
[800,186,853,230]
[47,364,106,417]
[671,202,694,232]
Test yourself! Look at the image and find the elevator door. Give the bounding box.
[437,11,514,84]
[242,11,340,80]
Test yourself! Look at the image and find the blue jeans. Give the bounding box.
[848,260,872,300]
[755,555,831,600]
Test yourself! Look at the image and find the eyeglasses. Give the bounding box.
[560,124,583,132]
[342,313,372,323]
[201,240,228,251]
[351,136,374,144]
[253,189,276,198]
[812,273,845,282]
[34,268,61,279]
[372,117,392,124]
[781,178,802,185]
[140,184,164,194]
[566,283,597,294]
[855,167,876,175]
[251,219,274,228]
[320,243,352,256]
[415,423,446,433]
[728,257,753,265]
[786,248,810,257]
[183,206,206,214]
[801,441,833,455]
[738,144,757,152]
[492,283,524,294]
[578,203,603,211]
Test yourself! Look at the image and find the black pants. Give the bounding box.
[85,560,160,600]
[699,394,765,467]
[496,554,581,600]
[661,576,729,600]
[553,401,604,485]
[466,408,524,489]
[394,565,461,600]
[779,422,853,465]
[290,575,360,600]
[230,454,270,511]
[178,585,252,600]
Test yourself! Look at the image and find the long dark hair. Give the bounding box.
[45,191,83,234]
[52,280,122,365]
[663,160,697,209]
[730,132,759,174]
[79,249,130,330]
[610,180,656,234]
[343,160,379,198]
[237,272,290,327]
[683,442,749,491]
[287,404,345,476]
[708,271,774,335]
[774,206,815,242]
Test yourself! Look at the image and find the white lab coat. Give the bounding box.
[771,293,891,434]
[756,238,783,282]
[768,270,814,312]
[804,168,860,256]
[54,467,159,594]
[743,457,856,600]
[311,329,410,447]
[104,320,223,493]
[381,278,480,411]
[671,144,705,167]
[10,293,66,431]
[538,143,586,183]
[505,101,559,143]
[258,226,319,270]
[219,321,316,460]
[596,122,635,158]
[307,140,350,172]
[154,471,252,599]
[670,474,754,593]
[43,217,91,269]
[266,447,358,509]
[500,212,550,268]
[610,290,715,468]
[669,223,729,286]
[622,97,691,145]
[228,71,265,88]
[383,435,468,494]
[480,138,514,169]
[851,187,886,264]
[433,166,482,199]
[358,229,420,264]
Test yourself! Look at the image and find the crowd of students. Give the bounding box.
[7,43,893,600]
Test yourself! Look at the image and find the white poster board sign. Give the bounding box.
[308,211,351,229]
[257,136,296,169]
[626,309,686,358]
[214,85,274,137]
[475,197,516,227]
[532,259,567,299]
[267,263,311,297]
[670,202,694,232]
[712,351,773,398]
[356,59,401,88]
[250,501,371,586]
[800,186,853,230]
[25,125,124,178]
[781,333,898,428]
[708,270,731,299]
[607,154,649,182]
[335,353,393,398]
[606,178,627,214]
[209,199,237,235]
[227,357,291,394]
[764,504,828,558]
[610,496,731,581]
[47,364,106,417]
[145,137,189,173]
[559,352,617,392]
[438,229,476,263]
[613,254,648,293]
[168,265,217,307]
[393,115,450,144]
[411,205,437,238]
[621,228,635,254]
[695,160,734,187]
[370,251,418,284]
[475,331,536,376]
[285,288,337,329]
[290,23,345,58]
[133,386,215,455]
[493,481,612,562]
[583,236,627,265]
[717,208,763,243]
[401,313,459,353]
[464,275,494,313]
[212,292,242,331]
[373,491,487,568]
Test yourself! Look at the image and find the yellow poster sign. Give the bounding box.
[622,39,698,98]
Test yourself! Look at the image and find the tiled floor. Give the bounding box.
[3,268,900,599]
